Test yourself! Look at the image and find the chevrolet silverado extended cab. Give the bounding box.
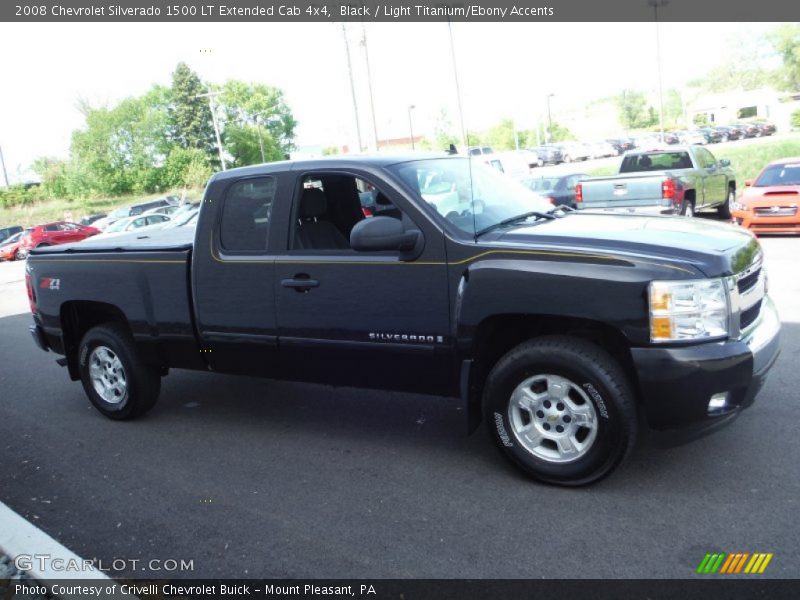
[26,155,780,485]
[576,145,737,218]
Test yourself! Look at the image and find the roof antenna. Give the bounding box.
[446,18,477,242]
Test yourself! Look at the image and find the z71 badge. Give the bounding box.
[38,277,60,290]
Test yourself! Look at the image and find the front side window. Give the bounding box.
[389,157,551,236]
[220,177,275,253]
[292,173,408,252]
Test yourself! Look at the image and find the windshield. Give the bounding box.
[755,163,800,187]
[109,207,130,218]
[389,157,552,236]
[106,218,132,232]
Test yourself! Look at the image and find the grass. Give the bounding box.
[585,133,800,190]
[0,188,203,228]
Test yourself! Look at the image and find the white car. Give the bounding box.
[142,205,181,217]
[92,214,172,239]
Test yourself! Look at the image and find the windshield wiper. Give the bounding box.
[475,211,556,238]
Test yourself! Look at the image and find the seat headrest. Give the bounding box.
[300,188,327,218]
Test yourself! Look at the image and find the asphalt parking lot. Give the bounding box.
[0,229,798,579]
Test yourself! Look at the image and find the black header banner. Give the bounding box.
[4,579,800,600]
[2,0,799,22]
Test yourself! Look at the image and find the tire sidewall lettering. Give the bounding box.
[494,412,514,447]
[582,382,609,419]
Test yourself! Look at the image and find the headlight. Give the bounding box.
[731,201,747,211]
[649,279,730,342]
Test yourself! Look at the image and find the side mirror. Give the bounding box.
[719,158,731,167]
[744,179,754,187]
[351,216,421,255]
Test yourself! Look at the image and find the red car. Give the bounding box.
[0,231,26,261]
[731,157,800,234]
[18,222,100,257]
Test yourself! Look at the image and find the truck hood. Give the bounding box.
[496,212,760,278]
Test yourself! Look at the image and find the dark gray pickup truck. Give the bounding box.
[26,154,780,486]
[576,145,737,218]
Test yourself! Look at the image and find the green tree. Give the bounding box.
[617,90,652,129]
[663,89,685,127]
[768,24,800,91]
[169,62,217,163]
[70,86,173,195]
[791,109,800,129]
[547,121,574,143]
[219,80,297,165]
[432,108,460,151]
[485,118,521,151]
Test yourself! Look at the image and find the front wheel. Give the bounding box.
[78,324,161,420]
[14,249,26,261]
[718,188,735,219]
[483,336,637,486]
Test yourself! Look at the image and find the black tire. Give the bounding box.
[680,200,695,217]
[14,249,26,261]
[718,187,735,219]
[483,336,637,486]
[78,324,160,420]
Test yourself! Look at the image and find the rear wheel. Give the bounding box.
[483,336,637,486]
[78,324,160,420]
[718,187,735,219]
[680,200,695,217]
[14,249,26,261]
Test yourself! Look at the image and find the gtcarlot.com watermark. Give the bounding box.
[14,553,194,573]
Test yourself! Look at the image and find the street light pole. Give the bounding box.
[546,93,554,143]
[648,0,668,143]
[407,105,416,150]
[197,91,226,171]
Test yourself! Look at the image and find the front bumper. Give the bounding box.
[631,296,781,432]
[732,209,800,233]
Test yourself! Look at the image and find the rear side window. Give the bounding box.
[220,177,275,253]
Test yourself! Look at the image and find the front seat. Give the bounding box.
[295,188,349,250]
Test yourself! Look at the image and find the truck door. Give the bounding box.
[696,147,726,207]
[273,169,453,395]
[192,175,280,376]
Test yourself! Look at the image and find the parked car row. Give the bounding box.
[0,196,200,262]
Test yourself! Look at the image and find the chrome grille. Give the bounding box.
[733,259,766,338]
[754,206,797,217]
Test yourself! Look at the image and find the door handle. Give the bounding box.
[281,274,319,292]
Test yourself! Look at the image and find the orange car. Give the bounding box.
[732,157,800,234]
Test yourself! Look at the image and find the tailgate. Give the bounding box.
[579,173,673,211]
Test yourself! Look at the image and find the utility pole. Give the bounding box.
[546,93,554,144]
[0,144,8,188]
[407,105,416,150]
[341,24,364,152]
[648,0,668,143]
[197,91,226,170]
[360,24,379,151]
[254,116,266,163]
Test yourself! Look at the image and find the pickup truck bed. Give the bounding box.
[30,228,201,372]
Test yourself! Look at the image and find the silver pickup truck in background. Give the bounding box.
[575,145,737,218]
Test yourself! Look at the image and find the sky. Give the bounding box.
[0,21,781,181]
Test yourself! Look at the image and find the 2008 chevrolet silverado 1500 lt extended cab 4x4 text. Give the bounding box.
[26,155,781,485]
[576,145,736,218]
